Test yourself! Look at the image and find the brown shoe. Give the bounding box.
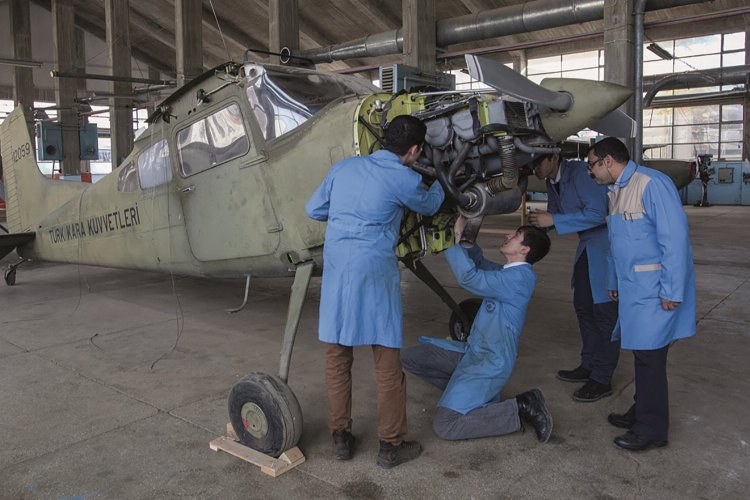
[376,440,422,469]
[332,429,355,460]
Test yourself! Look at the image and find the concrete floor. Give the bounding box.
[1,205,748,499]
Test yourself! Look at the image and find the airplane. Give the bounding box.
[1,54,645,458]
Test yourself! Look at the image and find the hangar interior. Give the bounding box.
[1,1,749,498]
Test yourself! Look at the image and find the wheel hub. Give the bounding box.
[240,402,269,438]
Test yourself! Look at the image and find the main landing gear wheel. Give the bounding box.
[228,372,303,458]
[449,298,483,341]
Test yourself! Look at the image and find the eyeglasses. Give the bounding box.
[587,157,604,170]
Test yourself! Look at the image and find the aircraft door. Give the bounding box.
[174,103,280,261]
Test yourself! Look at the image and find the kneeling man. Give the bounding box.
[402,218,553,442]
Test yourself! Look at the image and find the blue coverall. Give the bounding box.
[607,161,696,441]
[548,160,619,384]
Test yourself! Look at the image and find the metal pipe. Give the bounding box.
[50,70,175,86]
[298,0,705,64]
[633,0,648,163]
[643,65,750,92]
[0,57,43,68]
[643,73,714,107]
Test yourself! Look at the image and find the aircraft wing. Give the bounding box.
[0,232,35,260]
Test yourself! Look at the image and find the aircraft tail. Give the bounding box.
[0,106,85,233]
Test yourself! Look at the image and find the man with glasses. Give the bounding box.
[528,152,619,403]
[587,137,696,451]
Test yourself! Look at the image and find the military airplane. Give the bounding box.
[1,54,638,458]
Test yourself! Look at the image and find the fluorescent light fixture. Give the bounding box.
[647,43,673,61]
[0,57,43,68]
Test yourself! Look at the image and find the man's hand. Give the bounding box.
[608,290,618,302]
[454,215,467,242]
[661,299,680,311]
[528,210,554,228]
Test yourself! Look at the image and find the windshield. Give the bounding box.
[244,65,378,141]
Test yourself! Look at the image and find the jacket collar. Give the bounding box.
[609,160,638,192]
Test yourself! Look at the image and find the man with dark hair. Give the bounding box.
[529,152,620,403]
[401,218,554,443]
[305,114,444,468]
[587,136,696,451]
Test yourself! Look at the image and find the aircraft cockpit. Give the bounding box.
[242,63,378,140]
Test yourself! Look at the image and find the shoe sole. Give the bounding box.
[376,451,422,469]
[607,415,634,429]
[571,390,613,403]
[529,388,553,443]
[613,440,668,451]
[556,374,590,383]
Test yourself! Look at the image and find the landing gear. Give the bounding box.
[4,258,28,286]
[228,261,313,457]
[448,298,482,341]
[228,372,303,458]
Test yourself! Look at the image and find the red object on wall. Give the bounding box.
[81,172,92,183]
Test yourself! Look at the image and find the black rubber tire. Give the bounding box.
[448,298,483,341]
[4,268,16,286]
[228,372,303,458]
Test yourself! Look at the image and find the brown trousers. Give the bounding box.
[325,343,408,445]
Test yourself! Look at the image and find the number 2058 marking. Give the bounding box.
[11,142,32,163]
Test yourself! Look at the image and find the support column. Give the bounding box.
[10,0,35,143]
[105,0,133,167]
[269,0,299,66]
[175,0,203,87]
[603,0,635,152]
[52,0,80,176]
[146,67,161,115]
[75,27,90,174]
[743,29,749,162]
[403,0,436,75]
[510,50,527,77]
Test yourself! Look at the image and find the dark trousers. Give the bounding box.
[629,344,670,441]
[573,250,620,384]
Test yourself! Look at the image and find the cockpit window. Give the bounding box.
[117,163,138,192]
[176,103,250,177]
[138,139,172,189]
[245,65,378,140]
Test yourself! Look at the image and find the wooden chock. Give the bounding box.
[210,423,305,477]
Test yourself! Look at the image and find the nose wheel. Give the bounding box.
[449,298,482,341]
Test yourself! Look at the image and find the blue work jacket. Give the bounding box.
[547,160,611,304]
[607,161,696,349]
[305,149,444,347]
[420,244,536,414]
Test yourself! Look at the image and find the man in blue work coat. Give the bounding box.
[529,153,620,402]
[305,115,445,468]
[401,219,553,443]
[587,137,696,451]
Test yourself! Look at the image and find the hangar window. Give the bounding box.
[138,139,172,189]
[176,103,250,176]
[117,163,138,192]
[642,32,745,161]
[245,65,377,140]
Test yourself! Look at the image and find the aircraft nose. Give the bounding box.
[538,78,633,142]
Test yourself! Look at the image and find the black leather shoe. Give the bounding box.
[557,365,591,383]
[376,440,422,468]
[332,429,355,460]
[608,407,635,429]
[516,388,553,443]
[572,380,612,402]
[614,431,667,451]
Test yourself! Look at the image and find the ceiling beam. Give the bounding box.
[349,0,401,31]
